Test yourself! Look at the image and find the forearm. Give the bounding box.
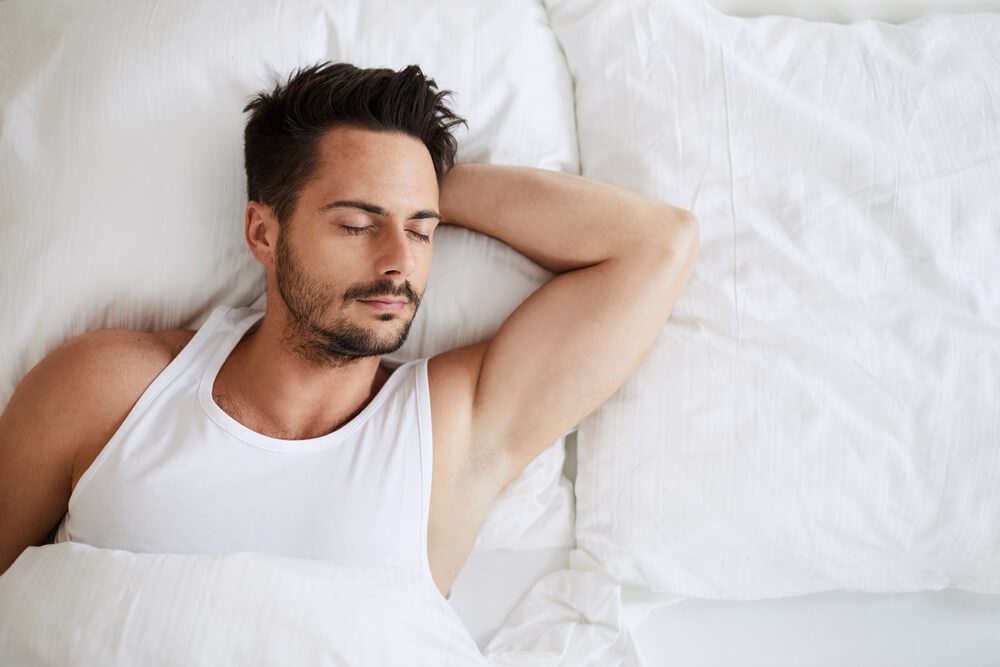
[437,162,693,274]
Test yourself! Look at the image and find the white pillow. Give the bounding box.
[0,542,487,665]
[547,0,1000,598]
[0,0,577,553]
[707,0,1000,23]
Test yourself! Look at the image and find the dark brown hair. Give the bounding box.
[242,61,467,226]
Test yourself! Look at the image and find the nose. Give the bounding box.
[375,224,417,278]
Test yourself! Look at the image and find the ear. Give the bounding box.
[245,201,280,266]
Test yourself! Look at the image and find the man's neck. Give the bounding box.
[213,312,390,440]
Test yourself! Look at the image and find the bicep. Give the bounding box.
[471,218,699,480]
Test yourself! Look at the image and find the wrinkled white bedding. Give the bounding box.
[484,0,1000,663]
[0,542,486,666]
[3,0,1000,665]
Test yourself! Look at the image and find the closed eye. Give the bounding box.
[342,226,430,244]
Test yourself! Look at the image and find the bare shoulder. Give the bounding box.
[56,327,190,394]
[52,328,167,415]
[0,325,197,566]
[2,327,187,453]
[52,327,195,489]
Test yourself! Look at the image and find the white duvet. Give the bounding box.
[0,542,487,666]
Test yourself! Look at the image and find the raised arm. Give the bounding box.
[438,163,698,487]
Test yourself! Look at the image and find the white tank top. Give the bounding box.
[54,305,438,593]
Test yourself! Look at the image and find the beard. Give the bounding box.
[273,229,420,368]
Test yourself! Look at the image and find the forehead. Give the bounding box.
[307,125,439,206]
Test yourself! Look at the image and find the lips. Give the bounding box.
[360,299,407,313]
[361,298,408,305]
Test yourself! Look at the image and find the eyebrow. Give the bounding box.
[319,199,441,222]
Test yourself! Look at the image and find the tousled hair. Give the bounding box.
[243,61,467,226]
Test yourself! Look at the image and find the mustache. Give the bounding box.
[352,284,418,304]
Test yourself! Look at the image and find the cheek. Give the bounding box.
[290,239,349,284]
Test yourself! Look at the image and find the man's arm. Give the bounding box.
[0,330,169,576]
[438,163,698,487]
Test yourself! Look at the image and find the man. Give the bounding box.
[0,62,699,599]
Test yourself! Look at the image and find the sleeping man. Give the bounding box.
[0,61,699,600]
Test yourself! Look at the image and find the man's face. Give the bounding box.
[267,125,440,364]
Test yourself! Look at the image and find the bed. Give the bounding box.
[1,0,999,664]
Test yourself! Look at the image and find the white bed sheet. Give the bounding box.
[451,437,1000,665]
[451,547,574,651]
[632,589,1000,666]
[452,539,1000,665]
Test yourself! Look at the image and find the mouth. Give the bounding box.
[359,299,408,312]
